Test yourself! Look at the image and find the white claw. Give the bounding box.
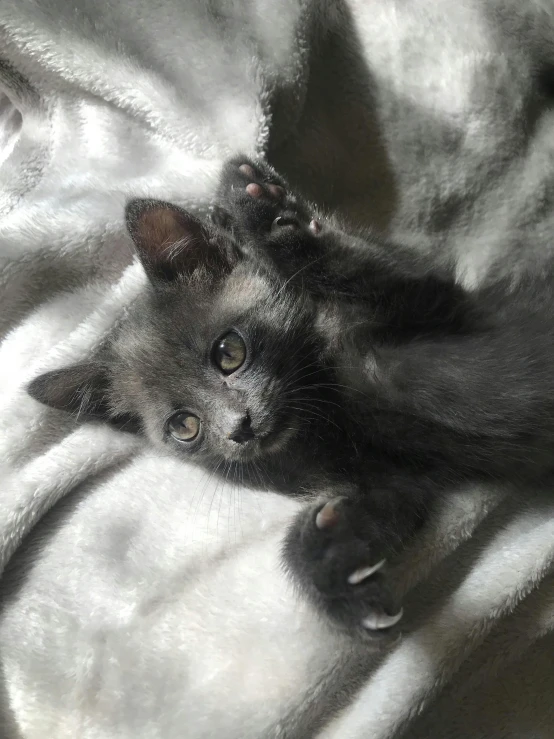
[315,497,345,529]
[347,559,386,585]
[362,608,404,631]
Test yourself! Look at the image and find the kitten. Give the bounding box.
[27,157,554,638]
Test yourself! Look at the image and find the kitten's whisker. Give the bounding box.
[230,465,237,544]
[190,459,223,549]
[281,403,343,433]
[278,340,319,375]
[253,460,271,493]
[313,382,373,399]
[286,393,352,413]
[206,459,227,542]
[274,255,326,299]
[286,379,370,400]
[280,359,325,386]
[236,463,246,539]
[220,460,234,540]
[247,459,264,491]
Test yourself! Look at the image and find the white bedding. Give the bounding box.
[1,1,554,737]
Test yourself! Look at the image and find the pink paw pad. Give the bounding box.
[239,164,256,178]
[246,182,264,198]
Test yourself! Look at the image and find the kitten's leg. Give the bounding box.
[215,157,475,340]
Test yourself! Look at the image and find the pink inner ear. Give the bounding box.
[137,207,191,256]
[129,201,226,279]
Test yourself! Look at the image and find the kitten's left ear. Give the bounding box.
[27,362,112,419]
[125,199,234,282]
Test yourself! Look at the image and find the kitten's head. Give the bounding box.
[28,200,326,466]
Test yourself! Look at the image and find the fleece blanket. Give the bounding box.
[1,1,554,737]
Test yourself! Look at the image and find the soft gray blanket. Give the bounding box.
[1,1,554,737]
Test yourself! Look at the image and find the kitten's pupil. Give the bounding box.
[214,331,246,374]
[168,412,200,441]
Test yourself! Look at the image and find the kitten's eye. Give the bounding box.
[214,331,246,374]
[168,413,200,442]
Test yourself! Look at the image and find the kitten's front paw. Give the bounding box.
[213,156,321,237]
[284,498,403,639]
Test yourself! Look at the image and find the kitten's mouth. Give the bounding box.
[226,424,297,462]
[259,424,297,455]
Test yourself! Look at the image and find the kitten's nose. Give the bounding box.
[229,414,256,444]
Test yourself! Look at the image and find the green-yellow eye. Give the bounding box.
[168,413,200,442]
[214,331,246,374]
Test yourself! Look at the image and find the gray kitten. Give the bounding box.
[27,154,554,637]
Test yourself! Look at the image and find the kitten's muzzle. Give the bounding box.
[228,413,256,444]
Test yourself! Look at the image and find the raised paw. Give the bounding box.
[284,497,403,639]
[213,155,320,238]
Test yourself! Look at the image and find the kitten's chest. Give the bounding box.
[315,299,370,353]
[315,300,380,399]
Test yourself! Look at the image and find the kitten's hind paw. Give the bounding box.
[284,497,403,640]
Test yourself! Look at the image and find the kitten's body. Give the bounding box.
[212,160,554,627]
[27,158,554,635]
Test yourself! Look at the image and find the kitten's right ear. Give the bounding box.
[27,362,111,419]
[125,199,233,283]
